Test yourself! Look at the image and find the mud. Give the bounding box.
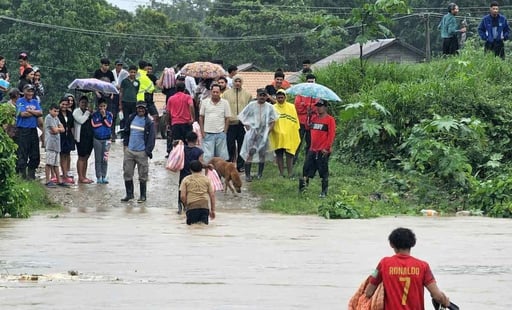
[42,139,260,211]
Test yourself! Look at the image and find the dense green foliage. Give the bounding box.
[320,43,512,218]
[0,104,29,217]
[0,104,58,217]
[252,42,512,218]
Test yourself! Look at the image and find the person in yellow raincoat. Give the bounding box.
[269,89,300,178]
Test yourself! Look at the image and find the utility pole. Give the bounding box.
[424,13,431,62]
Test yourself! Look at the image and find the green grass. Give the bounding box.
[249,157,461,219]
[25,180,62,211]
[3,179,62,218]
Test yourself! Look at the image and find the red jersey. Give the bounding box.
[294,95,319,125]
[369,254,436,310]
[166,92,193,125]
[309,114,336,152]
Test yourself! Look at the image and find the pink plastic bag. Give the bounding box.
[192,121,202,146]
[206,169,223,192]
[165,140,184,172]
[161,67,176,89]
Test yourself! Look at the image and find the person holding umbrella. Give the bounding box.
[293,73,319,164]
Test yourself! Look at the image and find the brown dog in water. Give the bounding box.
[208,157,242,194]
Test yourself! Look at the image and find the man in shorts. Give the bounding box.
[299,100,336,198]
[44,104,68,187]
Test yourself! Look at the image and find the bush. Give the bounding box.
[0,104,37,217]
[313,44,512,217]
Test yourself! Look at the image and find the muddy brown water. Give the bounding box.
[1,140,511,309]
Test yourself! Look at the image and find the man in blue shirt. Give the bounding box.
[121,101,155,203]
[16,84,42,179]
[478,1,511,59]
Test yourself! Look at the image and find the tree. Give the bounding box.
[205,0,346,70]
[347,0,410,72]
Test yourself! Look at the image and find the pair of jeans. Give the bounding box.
[202,132,229,163]
[93,138,111,179]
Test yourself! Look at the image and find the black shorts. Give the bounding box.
[303,151,330,179]
[146,102,158,117]
[274,148,293,157]
[186,208,209,225]
[61,136,76,154]
[76,139,93,157]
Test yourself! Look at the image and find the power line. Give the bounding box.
[0,15,312,42]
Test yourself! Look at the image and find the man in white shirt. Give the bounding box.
[199,83,231,162]
[112,59,129,137]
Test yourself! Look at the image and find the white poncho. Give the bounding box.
[238,100,278,163]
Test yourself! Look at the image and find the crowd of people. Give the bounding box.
[1,52,339,224]
[2,47,456,310]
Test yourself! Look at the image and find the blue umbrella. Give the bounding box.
[286,83,341,102]
[68,78,119,95]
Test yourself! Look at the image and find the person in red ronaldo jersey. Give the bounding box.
[298,99,336,198]
[365,227,451,309]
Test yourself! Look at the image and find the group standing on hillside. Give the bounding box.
[439,1,510,58]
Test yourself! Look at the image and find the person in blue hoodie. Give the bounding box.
[478,1,510,59]
[91,98,113,183]
[120,101,155,203]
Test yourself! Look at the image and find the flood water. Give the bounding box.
[1,140,511,309]
[1,212,511,309]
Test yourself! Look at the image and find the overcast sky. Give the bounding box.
[107,0,146,12]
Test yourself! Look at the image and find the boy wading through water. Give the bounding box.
[179,160,216,225]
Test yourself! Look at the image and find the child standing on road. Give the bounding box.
[180,160,216,225]
[44,104,67,187]
[91,98,113,184]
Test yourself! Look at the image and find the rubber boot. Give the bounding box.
[320,179,328,198]
[299,178,306,193]
[177,190,183,214]
[245,163,252,182]
[121,180,134,202]
[27,167,36,180]
[257,163,265,179]
[137,181,147,203]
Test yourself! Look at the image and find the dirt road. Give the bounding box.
[43,139,261,211]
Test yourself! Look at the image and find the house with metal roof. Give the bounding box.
[287,38,425,83]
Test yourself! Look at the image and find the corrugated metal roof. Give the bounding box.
[312,38,424,70]
[236,71,294,98]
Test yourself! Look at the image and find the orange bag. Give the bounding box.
[348,276,384,310]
